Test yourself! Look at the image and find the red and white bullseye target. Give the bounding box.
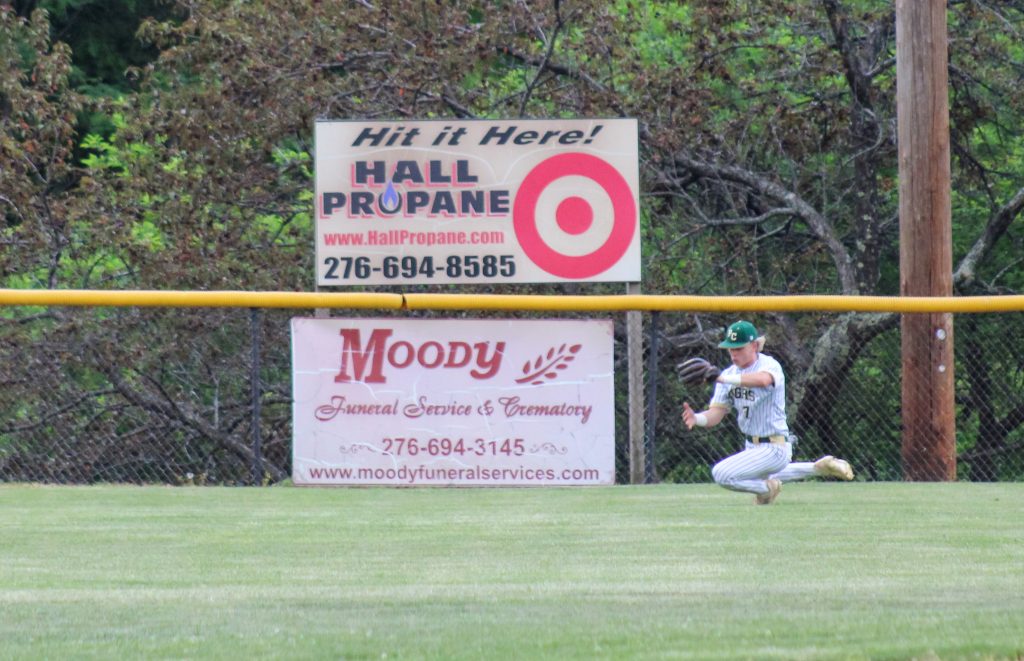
[513,153,637,279]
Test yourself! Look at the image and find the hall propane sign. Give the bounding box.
[314,119,639,285]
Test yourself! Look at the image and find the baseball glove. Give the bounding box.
[676,357,721,386]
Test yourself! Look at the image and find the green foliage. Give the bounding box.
[614,1,693,68]
[36,0,180,93]
[1,7,84,286]
[79,113,138,171]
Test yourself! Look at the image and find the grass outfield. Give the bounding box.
[1,483,1022,660]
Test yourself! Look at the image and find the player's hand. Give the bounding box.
[682,402,697,430]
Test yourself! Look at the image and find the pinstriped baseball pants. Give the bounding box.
[711,441,793,495]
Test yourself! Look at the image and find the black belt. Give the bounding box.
[748,435,787,445]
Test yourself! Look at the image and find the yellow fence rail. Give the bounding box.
[3,288,1024,313]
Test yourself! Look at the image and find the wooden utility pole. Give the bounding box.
[896,0,956,480]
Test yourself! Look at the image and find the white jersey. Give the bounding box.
[709,353,789,437]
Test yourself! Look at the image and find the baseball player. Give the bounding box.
[679,320,854,505]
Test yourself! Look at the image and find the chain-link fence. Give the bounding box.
[2,305,1022,484]
[640,311,1024,483]
[0,307,275,484]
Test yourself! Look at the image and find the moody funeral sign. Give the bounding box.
[291,318,615,486]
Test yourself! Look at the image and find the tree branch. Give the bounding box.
[89,347,287,482]
[0,389,118,434]
[671,153,858,293]
[497,45,610,94]
[702,208,795,228]
[954,185,1024,291]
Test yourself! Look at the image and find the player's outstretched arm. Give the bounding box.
[682,402,727,430]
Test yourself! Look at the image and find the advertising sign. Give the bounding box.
[314,119,639,285]
[291,318,615,486]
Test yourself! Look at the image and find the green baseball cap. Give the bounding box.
[719,320,759,348]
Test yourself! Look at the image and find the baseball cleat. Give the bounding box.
[754,478,781,505]
[814,455,854,480]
